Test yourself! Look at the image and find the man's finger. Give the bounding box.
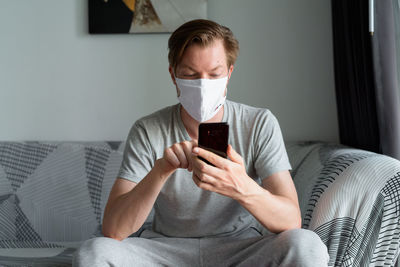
[191,153,226,179]
[192,167,218,185]
[172,143,188,169]
[192,173,214,192]
[180,141,193,171]
[227,144,244,164]
[164,147,180,168]
[191,139,198,147]
[192,147,226,168]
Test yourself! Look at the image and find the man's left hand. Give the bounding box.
[191,145,258,200]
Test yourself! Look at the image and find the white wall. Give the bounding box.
[0,0,338,142]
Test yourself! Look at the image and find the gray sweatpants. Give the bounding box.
[72,228,329,267]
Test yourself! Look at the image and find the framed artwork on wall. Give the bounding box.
[89,0,208,34]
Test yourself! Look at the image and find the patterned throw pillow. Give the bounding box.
[0,142,124,248]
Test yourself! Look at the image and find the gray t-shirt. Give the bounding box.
[118,100,292,238]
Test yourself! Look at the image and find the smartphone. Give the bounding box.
[198,122,229,166]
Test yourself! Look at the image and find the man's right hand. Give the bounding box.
[159,140,198,174]
[103,140,198,240]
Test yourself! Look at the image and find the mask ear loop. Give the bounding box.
[225,68,231,97]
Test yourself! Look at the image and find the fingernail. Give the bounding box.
[192,147,199,154]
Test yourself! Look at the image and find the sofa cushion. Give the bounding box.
[0,142,124,248]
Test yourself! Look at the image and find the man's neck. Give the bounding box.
[180,106,224,140]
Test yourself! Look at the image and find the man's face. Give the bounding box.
[169,39,234,93]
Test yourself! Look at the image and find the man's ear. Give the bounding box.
[228,65,234,79]
[169,65,180,97]
[223,65,234,97]
[225,65,234,87]
[169,66,177,86]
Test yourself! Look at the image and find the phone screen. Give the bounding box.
[198,122,229,165]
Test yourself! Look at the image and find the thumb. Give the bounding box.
[227,144,243,164]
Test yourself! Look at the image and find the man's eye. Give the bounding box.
[183,74,195,77]
[210,74,221,78]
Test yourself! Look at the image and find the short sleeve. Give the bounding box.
[117,122,155,183]
[253,111,292,180]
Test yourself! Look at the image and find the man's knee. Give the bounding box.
[277,228,329,266]
[72,237,124,266]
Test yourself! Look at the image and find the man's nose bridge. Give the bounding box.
[198,71,211,80]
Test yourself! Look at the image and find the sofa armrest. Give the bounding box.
[288,142,400,266]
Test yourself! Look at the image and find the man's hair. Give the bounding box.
[168,19,239,72]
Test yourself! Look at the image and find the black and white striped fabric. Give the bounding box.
[286,142,400,266]
[0,141,124,266]
[0,141,399,266]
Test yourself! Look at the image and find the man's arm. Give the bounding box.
[102,140,197,241]
[191,145,301,233]
[238,170,301,233]
[102,159,172,241]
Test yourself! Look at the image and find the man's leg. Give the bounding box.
[201,228,329,267]
[72,230,200,267]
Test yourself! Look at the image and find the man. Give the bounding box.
[73,19,329,266]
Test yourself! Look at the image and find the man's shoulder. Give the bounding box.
[135,104,178,128]
[227,100,273,119]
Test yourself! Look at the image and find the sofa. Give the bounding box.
[0,141,399,266]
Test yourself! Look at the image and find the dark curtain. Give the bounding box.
[331,0,400,160]
[371,0,400,160]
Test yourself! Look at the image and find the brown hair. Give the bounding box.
[168,19,239,72]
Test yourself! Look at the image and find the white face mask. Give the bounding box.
[175,76,228,122]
